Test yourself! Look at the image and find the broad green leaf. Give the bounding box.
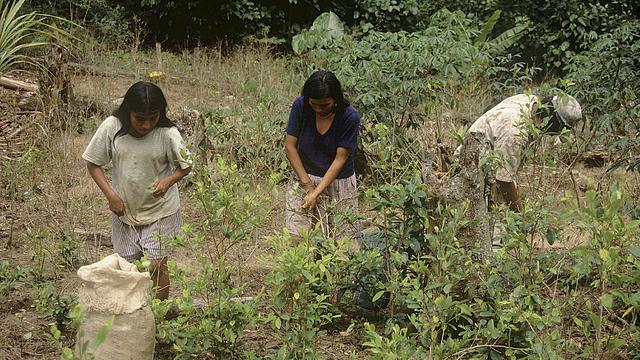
[628,246,640,258]
[606,338,625,351]
[372,290,386,302]
[600,293,614,309]
[476,10,501,44]
[61,348,74,360]
[292,12,345,54]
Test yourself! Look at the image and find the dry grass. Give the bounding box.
[74,43,300,111]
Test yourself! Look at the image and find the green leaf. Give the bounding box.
[292,12,345,54]
[49,324,61,340]
[372,290,386,302]
[572,316,583,328]
[485,23,527,54]
[61,348,74,360]
[600,293,614,309]
[476,10,501,44]
[274,317,281,330]
[545,227,557,245]
[443,283,453,294]
[607,338,625,351]
[628,246,640,258]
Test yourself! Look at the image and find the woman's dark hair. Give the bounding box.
[112,81,174,139]
[301,70,349,114]
[537,96,564,134]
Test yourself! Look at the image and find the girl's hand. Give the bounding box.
[301,192,319,209]
[152,177,173,198]
[108,194,125,216]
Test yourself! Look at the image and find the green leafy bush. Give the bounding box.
[34,283,77,330]
[0,261,31,297]
[0,0,74,75]
[152,154,274,358]
[566,20,640,170]
[264,231,342,359]
[154,258,256,359]
[199,100,288,180]
[362,177,640,358]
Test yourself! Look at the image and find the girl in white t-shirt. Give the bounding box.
[83,81,191,300]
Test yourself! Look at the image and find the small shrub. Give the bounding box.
[0,261,31,297]
[154,259,256,359]
[34,283,77,330]
[264,230,342,359]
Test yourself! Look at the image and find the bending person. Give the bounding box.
[467,93,582,213]
[284,70,361,247]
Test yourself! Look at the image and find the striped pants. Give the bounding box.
[111,211,183,262]
[285,173,359,243]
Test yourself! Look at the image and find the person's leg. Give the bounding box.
[150,256,169,300]
[325,174,359,250]
[285,173,317,243]
[140,211,181,300]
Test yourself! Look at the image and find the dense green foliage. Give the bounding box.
[297,10,525,125]
[566,20,640,170]
[25,0,640,73]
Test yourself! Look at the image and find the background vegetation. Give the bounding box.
[1,0,639,358]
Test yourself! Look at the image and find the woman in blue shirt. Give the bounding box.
[284,70,360,245]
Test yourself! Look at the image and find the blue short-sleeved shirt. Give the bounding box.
[285,96,360,179]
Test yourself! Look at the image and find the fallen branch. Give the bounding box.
[0,76,38,92]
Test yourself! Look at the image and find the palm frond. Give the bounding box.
[475,10,501,45]
[0,0,77,76]
[484,23,527,55]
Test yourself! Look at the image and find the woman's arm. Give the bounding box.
[302,147,351,209]
[285,134,314,190]
[86,161,125,216]
[153,166,191,197]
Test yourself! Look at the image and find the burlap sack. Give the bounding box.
[75,254,155,360]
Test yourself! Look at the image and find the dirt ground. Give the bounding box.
[1,70,638,359]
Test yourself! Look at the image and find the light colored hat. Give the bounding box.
[552,94,582,128]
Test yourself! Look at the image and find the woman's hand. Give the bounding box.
[301,192,319,209]
[152,177,173,198]
[301,180,315,194]
[300,181,318,209]
[107,193,125,216]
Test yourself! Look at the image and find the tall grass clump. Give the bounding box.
[0,0,74,75]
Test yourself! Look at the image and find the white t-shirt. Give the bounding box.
[82,116,191,226]
[468,94,538,182]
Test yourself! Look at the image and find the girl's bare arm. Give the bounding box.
[285,134,314,189]
[86,161,125,215]
[153,166,191,197]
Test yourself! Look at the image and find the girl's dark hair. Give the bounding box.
[112,81,174,139]
[537,96,564,134]
[301,70,349,114]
